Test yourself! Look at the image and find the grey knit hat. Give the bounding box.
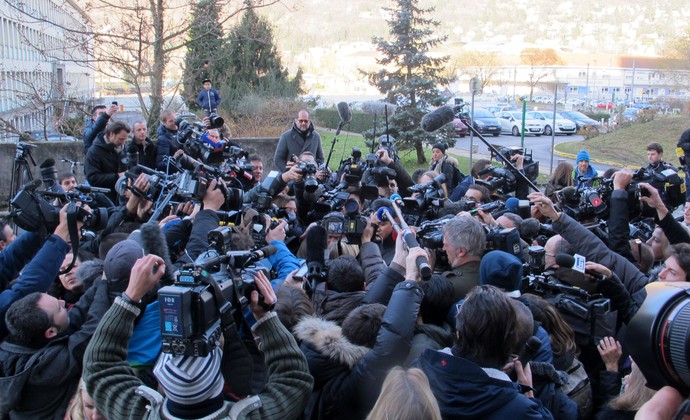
[103,239,144,295]
[153,346,224,405]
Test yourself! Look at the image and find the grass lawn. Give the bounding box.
[555,115,689,167]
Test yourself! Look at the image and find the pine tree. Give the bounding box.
[224,7,303,110]
[364,0,452,164]
[182,0,226,110]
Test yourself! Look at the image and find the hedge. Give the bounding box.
[312,108,378,135]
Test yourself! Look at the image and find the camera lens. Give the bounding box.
[626,282,690,392]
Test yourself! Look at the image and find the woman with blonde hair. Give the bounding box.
[65,378,107,420]
[367,367,441,420]
[595,362,656,419]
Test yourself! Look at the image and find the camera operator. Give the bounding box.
[449,159,491,202]
[0,203,90,339]
[0,204,113,418]
[83,254,313,420]
[363,148,414,198]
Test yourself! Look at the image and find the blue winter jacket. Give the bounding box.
[196,88,222,115]
[0,234,70,340]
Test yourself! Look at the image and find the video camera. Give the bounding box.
[10,179,108,233]
[159,245,276,357]
[400,173,446,225]
[320,199,368,245]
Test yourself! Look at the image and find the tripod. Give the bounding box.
[9,142,37,207]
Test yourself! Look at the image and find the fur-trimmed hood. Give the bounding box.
[294,316,368,369]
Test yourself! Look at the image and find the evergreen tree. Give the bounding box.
[222,7,303,112]
[363,0,452,164]
[182,0,226,110]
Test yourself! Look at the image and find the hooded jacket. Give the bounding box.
[415,348,554,419]
[295,279,423,420]
[273,122,324,172]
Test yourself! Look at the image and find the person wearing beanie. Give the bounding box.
[573,149,598,188]
[430,142,461,193]
[479,250,524,298]
[83,254,313,420]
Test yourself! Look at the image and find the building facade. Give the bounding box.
[0,0,93,138]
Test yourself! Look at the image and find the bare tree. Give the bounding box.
[520,48,563,101]
[456,51,501,93]
[661,26,690,94]
[2,0,285,130]
[0,67,83,141]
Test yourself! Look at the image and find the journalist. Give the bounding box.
[83,254,313,419]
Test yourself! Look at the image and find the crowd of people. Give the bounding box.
[1,100,690,420]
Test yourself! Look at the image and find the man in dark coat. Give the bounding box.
[85,121,130,203]
[127,120,157,170]
[155,109,180,170]
[274,109,324,171]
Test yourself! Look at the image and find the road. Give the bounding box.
[448,132,623,176]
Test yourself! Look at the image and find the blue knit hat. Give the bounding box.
[576,150,590,164]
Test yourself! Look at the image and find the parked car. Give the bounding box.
[465,108,502,137]
[560,111,601,129]
[633,101,651,110]
[596,101,614,109]
[496,111,544,136]
[487,105,518,114]
[622,108,640,121]
[527,111,577,136]
[566,98,586,107]
[452,117,468,138]
[23,130,78,142]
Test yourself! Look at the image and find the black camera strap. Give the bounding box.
[59,202,83,275]
[203,272,244,335]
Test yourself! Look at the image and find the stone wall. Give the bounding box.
[0,137,279,206]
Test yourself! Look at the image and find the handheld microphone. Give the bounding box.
[378,205,432,280]
[305,225,328,287]
[420,106,455,132]
[517,336,542,367]
[74,184,111,194]
[389,193,405,207]
[555,253,608,281]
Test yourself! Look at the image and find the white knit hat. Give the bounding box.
[153,346,224,405]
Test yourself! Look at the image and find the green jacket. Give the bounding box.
[443,260,481,302]
[83,298,313,420]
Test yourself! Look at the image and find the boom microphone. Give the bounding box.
[361,101,398,115]
[335,102,352,136]
[336,101,352,124]
[421,106,455,132]
[140,222,176,285]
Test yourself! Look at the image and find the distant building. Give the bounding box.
[0,0,94,138]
